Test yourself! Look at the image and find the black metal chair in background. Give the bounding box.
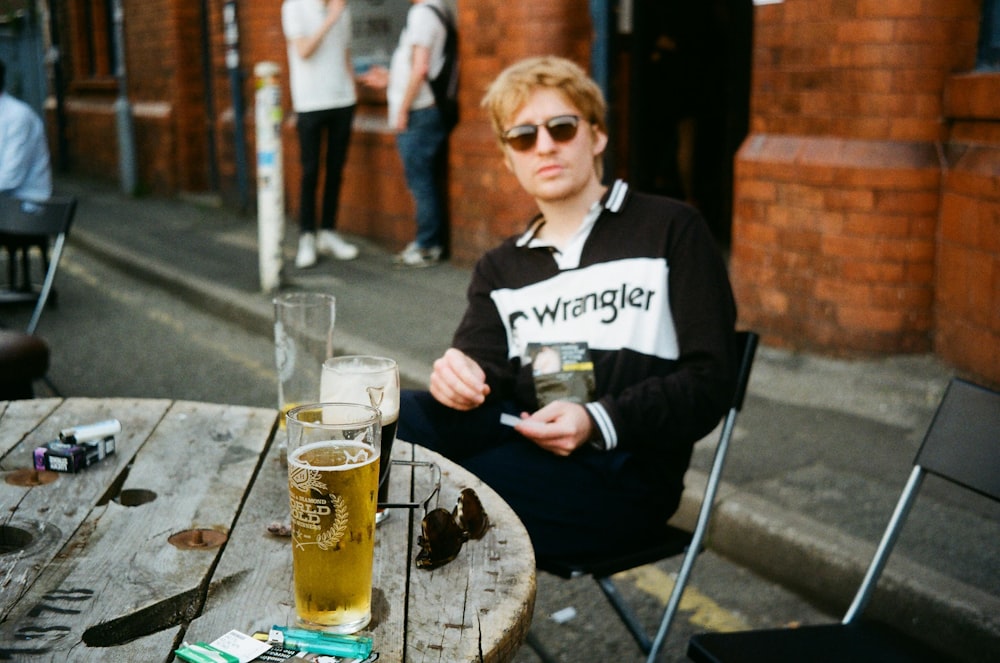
[527,330,759,662]
[687,377,1000,663]
[0,195,77,398]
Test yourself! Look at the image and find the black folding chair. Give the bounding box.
[0,195,77,397]
[527,330,759,662]
[0,195,77,335]
[687,377,1000,663]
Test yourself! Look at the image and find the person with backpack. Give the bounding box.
[361,0,456,267]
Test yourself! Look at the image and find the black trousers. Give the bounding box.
[399,389,677,559]
[295,105,355,233]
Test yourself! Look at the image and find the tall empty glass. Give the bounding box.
[273,292,336,427]
[286,403,380,633]
[321,356,399,518]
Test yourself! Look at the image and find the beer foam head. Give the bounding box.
[320,356,399,418]
[290,440,379,469]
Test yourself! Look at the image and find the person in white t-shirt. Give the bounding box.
[360,0,452,267]
[282,0,360,268]
[0,58,51,202]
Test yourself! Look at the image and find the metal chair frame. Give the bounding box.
[687,377,1000,663]
[528,330,759,663]
[0,195,77,396]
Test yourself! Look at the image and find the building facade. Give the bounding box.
[34,0,1000,386]
[734,0,998,385]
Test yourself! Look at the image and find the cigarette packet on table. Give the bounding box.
[176,630,270,663]
[33,436,116,473]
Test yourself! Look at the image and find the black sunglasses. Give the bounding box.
[416,488,490,570]
[501,114,581,152]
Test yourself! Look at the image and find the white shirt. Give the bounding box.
[0,93,52,201]
[282,0,357,112]
[387,0,448,121]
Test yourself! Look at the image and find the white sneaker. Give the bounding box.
[318,230,359,260]
[393,242,443,268]
[295,233,317,268]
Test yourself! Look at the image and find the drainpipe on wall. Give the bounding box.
[199,0,220,193]
[44,1,69,171]
[111,0,137,195]
[224,0,250,212]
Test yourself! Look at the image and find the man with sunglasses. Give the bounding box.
[399,56,737,559]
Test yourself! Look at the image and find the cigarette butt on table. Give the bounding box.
[499,413,520,427]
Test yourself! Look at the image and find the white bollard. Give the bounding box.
[254,61,284,293]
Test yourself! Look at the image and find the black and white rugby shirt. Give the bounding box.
[453,180,737,481]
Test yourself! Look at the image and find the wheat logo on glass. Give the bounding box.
[289,463,348,550]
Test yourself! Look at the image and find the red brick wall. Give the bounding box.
[750,0,979,142]
[733,135,940,354]
[937,74,1000,385]
[732,0,998,379]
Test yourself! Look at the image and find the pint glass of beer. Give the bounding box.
[320,356,399,518]
[286,403,381,633]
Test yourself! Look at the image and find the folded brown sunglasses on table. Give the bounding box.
[415,488,490,570]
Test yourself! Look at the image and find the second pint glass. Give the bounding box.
[320,356,399,508]
[286,403,381,633]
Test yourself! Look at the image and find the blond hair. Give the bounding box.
[481,56,608,175]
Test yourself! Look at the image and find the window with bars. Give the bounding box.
[69,0,117,85]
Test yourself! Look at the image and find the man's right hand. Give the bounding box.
[429,348,490,411]
[358,66,389,89]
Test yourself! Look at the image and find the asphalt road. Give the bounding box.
[4,244,836,662]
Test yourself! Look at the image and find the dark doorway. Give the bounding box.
[620,0,752,247]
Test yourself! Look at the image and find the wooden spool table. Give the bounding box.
[0,398,536,661]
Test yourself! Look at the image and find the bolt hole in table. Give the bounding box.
[0,398,536,661]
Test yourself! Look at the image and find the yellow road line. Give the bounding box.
[616,566,750,632]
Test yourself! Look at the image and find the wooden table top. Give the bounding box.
[0,398,536,662]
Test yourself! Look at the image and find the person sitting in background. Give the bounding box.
[398,55,737,559]
[0,57,52,202]
[1,57,54,291]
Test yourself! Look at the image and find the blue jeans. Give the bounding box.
[396,107,447,249]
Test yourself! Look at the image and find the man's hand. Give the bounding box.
[430,348,490,411]
[391,109,408,132]
[514,401,593,456]
[358,66,389,89]
[291,0,347,60]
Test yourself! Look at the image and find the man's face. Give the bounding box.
[501,88,607,205]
